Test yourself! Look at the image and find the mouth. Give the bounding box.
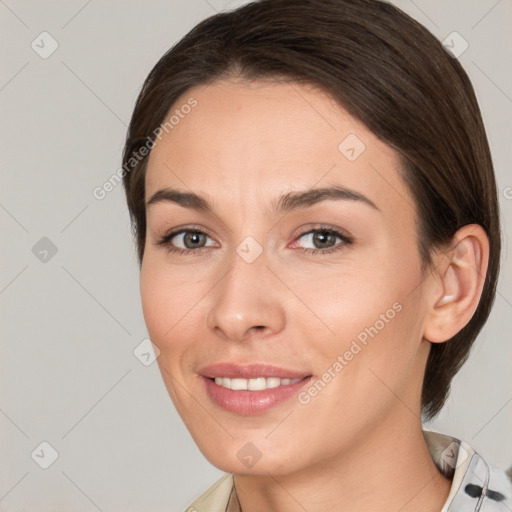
[198,363,313,415]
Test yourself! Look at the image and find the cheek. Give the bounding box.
[287,242,425,366]
[139,256,205,350]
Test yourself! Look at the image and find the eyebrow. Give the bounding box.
[146,188,211,211]
[272,185,380,213]
[145,185,380,213]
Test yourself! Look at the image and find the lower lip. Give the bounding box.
[201,375,312,415]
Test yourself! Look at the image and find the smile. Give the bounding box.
[212,376,303,390]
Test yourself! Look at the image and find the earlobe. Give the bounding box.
[423,224,489,344]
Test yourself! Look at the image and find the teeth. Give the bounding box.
[230,378,247,390]
[266,377,281,389]
[213,376,302,390]
[248,377,266,391]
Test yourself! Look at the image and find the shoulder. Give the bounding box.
[454,459,512,511]
[477,462,512,511]
[184,473,235,512]
[423,427,512,511]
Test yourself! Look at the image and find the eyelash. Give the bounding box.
[156,226,214,256]
[294,226,353,255]
[155,224,353,256]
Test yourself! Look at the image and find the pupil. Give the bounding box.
[314,231,335,248]
[185,232,204,248]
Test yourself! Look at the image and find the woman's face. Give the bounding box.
[141,79,433,475]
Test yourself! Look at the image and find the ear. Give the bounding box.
[423,224,490,344]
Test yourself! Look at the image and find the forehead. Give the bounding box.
[145,79,415,222]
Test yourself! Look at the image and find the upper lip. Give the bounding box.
[198,362,312,380]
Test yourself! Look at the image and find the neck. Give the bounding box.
[233,413,452,512]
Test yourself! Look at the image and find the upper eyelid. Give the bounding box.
[159,227,216,245]
[159,225,212,238]
[296,226,347,237]
[293,224,352,240]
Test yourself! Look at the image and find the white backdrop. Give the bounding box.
[1,0,511,510]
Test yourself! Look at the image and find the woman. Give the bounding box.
[122,0,512,510]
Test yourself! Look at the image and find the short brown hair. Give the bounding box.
[122,0,501,421]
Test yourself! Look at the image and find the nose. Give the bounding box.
[206,247,286,342]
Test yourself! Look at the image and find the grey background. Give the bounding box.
[1,0,511,510]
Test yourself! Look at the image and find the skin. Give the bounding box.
[140,78,489,512]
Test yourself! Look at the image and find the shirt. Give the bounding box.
[185,428,512,511]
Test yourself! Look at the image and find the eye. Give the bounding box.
[173,231,214,249]
[293,226,353,254]
[299,230,338,249]
[156,228,216,254]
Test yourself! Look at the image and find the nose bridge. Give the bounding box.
[207,241,286,341]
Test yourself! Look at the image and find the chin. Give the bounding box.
[197,440,298,476]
